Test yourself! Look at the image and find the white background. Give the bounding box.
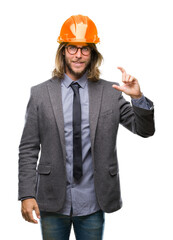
[0,0,173,239]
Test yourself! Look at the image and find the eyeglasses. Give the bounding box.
[65,45,91,56]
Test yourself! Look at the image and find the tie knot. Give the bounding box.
[70,82,80,93]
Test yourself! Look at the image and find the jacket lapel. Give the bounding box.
[47,77,103,164]
[88,80,103,149]
[47,77,66,164]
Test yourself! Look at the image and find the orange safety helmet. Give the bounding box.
[57,15,100,44]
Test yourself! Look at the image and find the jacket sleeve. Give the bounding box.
[18,87,40,200]
[118,93,155,137]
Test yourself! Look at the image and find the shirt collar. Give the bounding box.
[62,72,88,89]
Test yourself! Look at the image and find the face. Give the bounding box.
[64,43,91,80]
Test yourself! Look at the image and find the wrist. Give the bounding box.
[130,92,143,99]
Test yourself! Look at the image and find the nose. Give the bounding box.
[75,48,82,58]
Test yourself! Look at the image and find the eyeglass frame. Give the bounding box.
[65,44,92,56]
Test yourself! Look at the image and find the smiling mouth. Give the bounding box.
[73,62,84,64]
[72,62,85,67]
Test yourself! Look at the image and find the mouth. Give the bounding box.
[72,61,85,67]
[72,61,84,63]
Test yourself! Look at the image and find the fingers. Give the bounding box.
[125,74,135,84]
[34,204,40,220]
[26,211,38,224]
[117,67,136,84]
[117,66,126,74]
[112,84,123,92]
[117,66,126,82]
[21,199,40,224]
[115,66,141,97]
[22,208,38,224]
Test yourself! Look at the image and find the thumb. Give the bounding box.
[112,84,123,92]
[34,203,40,219]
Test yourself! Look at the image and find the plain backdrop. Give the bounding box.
[0,0,173,239]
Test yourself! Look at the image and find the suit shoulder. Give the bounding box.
[98,78,121,97]
[31,77,54,89]
[99,78,119,86]
[30,77,58,93]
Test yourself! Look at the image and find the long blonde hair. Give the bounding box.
[52,43,103,81]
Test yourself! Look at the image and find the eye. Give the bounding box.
[82,47,89,52]
[69,45,77,50]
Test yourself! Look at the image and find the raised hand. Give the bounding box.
[112,67,143,99]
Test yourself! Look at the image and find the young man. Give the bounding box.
[18,15,155,240]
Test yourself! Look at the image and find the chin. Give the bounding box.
[72,66,85,72]
[71,67,87,77]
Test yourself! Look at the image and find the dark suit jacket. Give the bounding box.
[18,77,155,212]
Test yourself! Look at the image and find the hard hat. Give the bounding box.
[57,15,100,44]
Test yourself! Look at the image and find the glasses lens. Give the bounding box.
[81,46,90,56]
[67,45,77,55]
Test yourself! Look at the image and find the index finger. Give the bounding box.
[117,66,126,74]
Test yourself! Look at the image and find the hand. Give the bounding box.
[21,198,40,224]
[112,67,143,99]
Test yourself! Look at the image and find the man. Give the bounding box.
[18,15,155,240]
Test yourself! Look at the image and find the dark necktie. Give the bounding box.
[70,82,83,181]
